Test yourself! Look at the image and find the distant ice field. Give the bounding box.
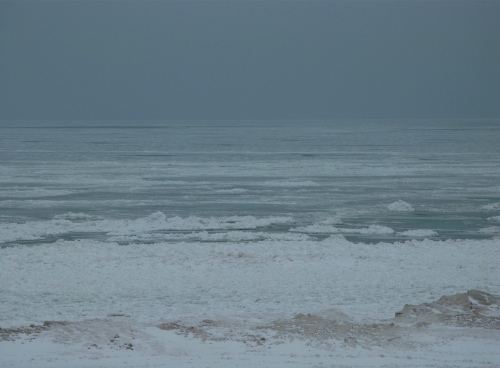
[1,120,499,246]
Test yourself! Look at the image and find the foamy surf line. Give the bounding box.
[0,212,294,245]
[2,205,500,247]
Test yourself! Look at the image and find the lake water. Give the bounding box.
[1,119,499,246]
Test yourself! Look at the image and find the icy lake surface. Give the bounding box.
[0,120,499,367]
[1,120,499,245]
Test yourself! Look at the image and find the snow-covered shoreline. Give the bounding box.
[1,236,498,326]
[1,235,499,367]
[1,291,499,368]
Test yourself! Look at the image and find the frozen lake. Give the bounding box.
[1,120,499,246]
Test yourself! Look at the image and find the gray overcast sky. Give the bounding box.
[0,0,498,121]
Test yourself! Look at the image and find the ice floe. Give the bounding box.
[397,229,438,237]
[387,200,415,212]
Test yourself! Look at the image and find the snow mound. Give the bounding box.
[394,290,500,328]
[387,200,415,212]
[3,290,496,358]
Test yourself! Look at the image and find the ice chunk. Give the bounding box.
[482,202,500,211]
[398,229,438,237]
[387,200,415,212]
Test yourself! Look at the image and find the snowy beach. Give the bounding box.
[1,120,499,367]
[1,228,499,367]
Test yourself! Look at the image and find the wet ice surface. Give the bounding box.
[0,120,499,366]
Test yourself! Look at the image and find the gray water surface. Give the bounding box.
[1,120,499,245]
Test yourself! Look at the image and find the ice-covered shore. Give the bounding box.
[1,234,499,367]
[1,290,499,368]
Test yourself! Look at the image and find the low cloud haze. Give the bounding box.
[1,1,498,121]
